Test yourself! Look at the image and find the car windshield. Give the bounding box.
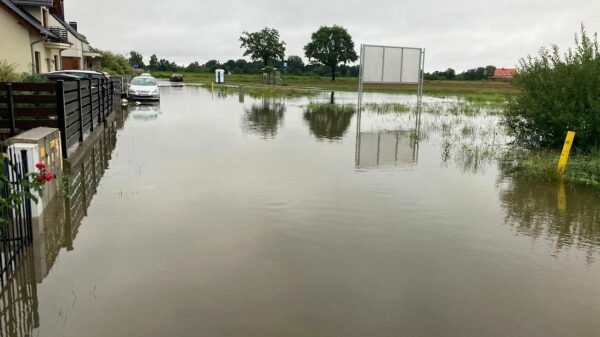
[131,78,157,86]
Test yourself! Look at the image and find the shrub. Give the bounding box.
[100,51,134,76]
[503,25,600,152]
[0,60,22,82]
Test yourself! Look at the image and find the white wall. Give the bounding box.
[0,7,33,73]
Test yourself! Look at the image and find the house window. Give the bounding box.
[34,52,41,74]
[42,8,49,27]
[54,55,60,71]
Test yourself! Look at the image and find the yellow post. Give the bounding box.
[557,181,567,214]
[557,131,576,174]
[211,81,214,92]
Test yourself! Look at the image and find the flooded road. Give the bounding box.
[2,85,600,337]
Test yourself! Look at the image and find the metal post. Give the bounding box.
[20,150,32,244]
[6,83,16,135]
[88,78,94,132]
[97,78,102,124]
[77,79,84,142]
[56,80,68,158]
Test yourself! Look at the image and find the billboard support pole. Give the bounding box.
[356,44,365,168]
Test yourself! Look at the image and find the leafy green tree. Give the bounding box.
[204,60,221,72]
[503,25,600,151]
[240,27,286,66]
[149,54,158,71]
[186,61,204,72]
[128,51,145,69]
[286,55,305,75]
[304,25,358,81]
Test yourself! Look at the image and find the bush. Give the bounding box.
[503,25,600,152]
[100,51,134,76]
[0,60,22,82]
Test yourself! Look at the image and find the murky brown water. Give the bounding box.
[2,85,600,337]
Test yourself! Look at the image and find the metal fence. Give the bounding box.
[0,148,33,288]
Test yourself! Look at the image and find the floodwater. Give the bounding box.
[2,84,600,337]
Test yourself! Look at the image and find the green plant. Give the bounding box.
[240,27,286,66]
[0,60,22,82]
[100,51,134,75]
[304,25,358,81]
[503,25,600,151]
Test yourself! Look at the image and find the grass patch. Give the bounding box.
[364,102,412,113]
[150,71,517,100]
[306,103,356,114]
[503,150,600,188]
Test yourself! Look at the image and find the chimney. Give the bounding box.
[51,0,64,20]
[69,21,78,31]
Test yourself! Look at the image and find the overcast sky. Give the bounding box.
[67,0,600,72]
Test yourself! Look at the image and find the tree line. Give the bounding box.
[424,66,497,81]
[127,25,501,81]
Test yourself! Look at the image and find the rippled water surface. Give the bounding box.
[2,84,600,337]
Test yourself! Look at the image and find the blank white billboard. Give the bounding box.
[361,45,423,84]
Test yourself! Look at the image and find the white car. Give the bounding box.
[128,76,160,101]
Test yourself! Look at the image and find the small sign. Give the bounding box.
[283,62,288,68]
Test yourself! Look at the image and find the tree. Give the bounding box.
[286,55,305,75]
[186,61,204,72]
[128,51,145,69]
[204,60,221,73]
[503,25,600,151]
[149,54,158,71]
[304,25,358,81]
[240,27,286,66]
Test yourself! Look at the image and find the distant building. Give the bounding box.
[489,68,516,80]
[0,0,101,75]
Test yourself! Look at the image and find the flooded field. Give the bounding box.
[2,84,599,337]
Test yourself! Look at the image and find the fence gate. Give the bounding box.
[0,148,33,287]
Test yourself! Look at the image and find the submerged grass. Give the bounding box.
[307,103,356,114]
[205,83,317,98]
[363,102,412,113]
[503,150,600,188]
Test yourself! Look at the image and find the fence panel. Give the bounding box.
[0,149,33,288]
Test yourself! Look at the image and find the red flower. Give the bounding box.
[36,175,44,183]
[44,172,54,182]
[36,162,46,170]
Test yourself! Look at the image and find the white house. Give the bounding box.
[0,0,101,75]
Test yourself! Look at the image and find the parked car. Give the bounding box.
[128,76,160,101]
[170,74,184,82]
[41,70,109,81]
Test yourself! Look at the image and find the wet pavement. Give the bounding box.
[1,84,599,337]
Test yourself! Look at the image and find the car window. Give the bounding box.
[131,78,157,86]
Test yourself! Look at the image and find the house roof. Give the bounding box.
[10,0,53,6]
[51,13,88,42]
[0,0,58,38]
[494,68,516,77]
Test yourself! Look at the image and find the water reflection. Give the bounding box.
[303,103,356,141]
[355,131,418,169]
[130,102,161,122]
[242,97,286,139]
[0,106,127,337]
[500,176,600,261]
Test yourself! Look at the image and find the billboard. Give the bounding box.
[360,45,424,84]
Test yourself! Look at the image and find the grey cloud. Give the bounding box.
[67,0,600,71]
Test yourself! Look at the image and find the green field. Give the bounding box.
[150,71,517,102]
